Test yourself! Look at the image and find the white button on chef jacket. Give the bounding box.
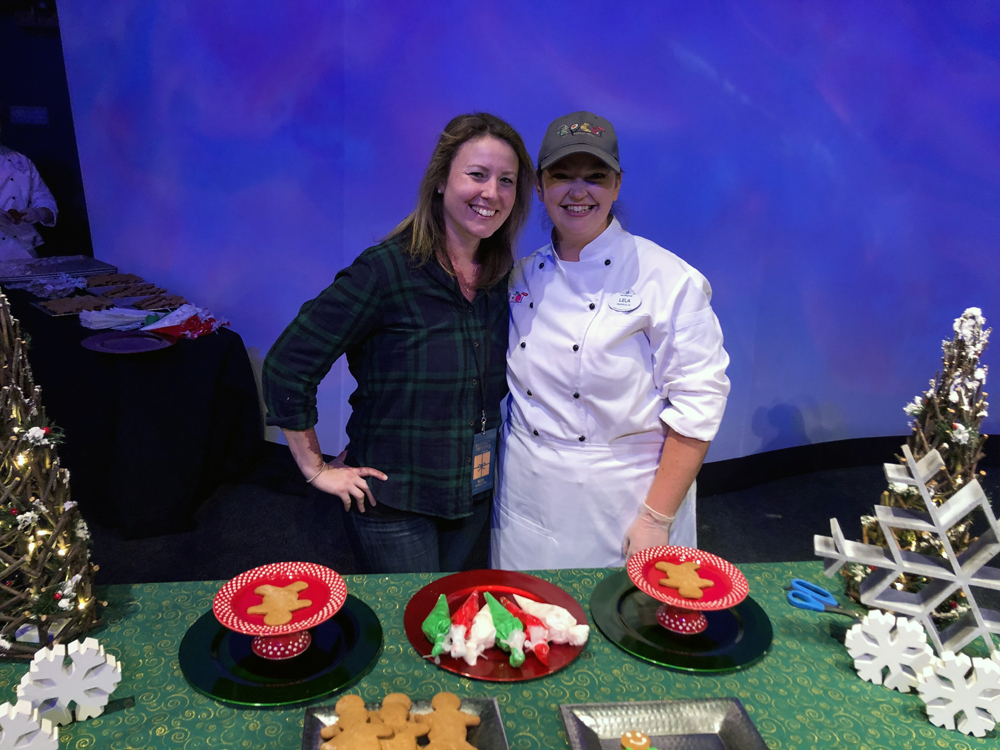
[493,218,731,570]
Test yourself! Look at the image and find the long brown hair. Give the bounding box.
[388,113,534,289]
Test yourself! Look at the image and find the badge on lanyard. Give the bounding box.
[609,289,641,312]
[472,428,498,494]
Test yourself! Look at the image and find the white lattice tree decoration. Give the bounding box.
[917,651,1000,737]
[816,444,1000,655]
[17,638,122,725]
[844,610,935,691]
[0,701,58,750]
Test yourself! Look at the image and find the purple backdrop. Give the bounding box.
[58,1,1000,461]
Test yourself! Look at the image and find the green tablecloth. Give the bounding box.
[0,562,994,749]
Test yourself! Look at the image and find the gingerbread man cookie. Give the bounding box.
[655,561,714,599]
[416,692,480,750]
[320,695,391,750]
[376,693,429,750]
[247,580,311,625]
[621,730,652,749]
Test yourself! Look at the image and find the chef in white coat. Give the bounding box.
[0,121,57,260]
[491,112,730,570]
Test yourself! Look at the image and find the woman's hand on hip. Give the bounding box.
[312,450,387,513]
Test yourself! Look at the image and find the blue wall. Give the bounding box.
[58,1,1000,461]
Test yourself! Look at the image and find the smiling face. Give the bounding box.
[538,152,621,255]
[439,135,519,254]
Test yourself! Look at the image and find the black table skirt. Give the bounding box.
[6,289,263,538]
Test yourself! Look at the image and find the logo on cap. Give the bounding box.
[556,122,605,138]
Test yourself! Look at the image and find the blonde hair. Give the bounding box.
[388,113,534,289]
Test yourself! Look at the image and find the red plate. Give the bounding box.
[403,570,588,682]
[213,562,347,636]
[626,546,749,612]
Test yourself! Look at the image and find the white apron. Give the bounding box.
[491,421,696,570]
[493,219,726,571]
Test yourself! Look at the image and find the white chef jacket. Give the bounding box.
[0,146,58,260]
[491,218,730,570]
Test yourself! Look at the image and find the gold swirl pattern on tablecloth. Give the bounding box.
[0,564,995,749]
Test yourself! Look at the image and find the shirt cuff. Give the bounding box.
[264,409,318,431]
[659,394,728,442]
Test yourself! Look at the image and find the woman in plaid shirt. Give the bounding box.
[263,113,534,573]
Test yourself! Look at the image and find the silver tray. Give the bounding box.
[0,256,116,283]
[560,698,768,750]
[84,293,181,312]
[302,696,507,750]
[29,296,112,317]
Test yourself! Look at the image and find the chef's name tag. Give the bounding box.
[609,290,641,312]
[471,428,497,494]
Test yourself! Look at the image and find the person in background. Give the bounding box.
[492,111,731,570]
[0,120,57,260]
[263,113,534,573]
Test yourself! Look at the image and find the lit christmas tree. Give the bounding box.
[0,293,100,658]
[844,308,991,623]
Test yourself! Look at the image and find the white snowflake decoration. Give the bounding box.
[917,651,1000,737]
[844,610,934,692]
[17,638,122,725]
[0,701,58,750]
[816,444,1000,655]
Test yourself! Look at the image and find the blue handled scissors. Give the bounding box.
[785,579,859,619]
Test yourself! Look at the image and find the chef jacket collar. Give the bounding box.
[550,217,625,265]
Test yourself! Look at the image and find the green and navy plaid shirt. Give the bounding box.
[262,233,509,518]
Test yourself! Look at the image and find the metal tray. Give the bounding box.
[29,295,111,317]
[302,696,507,749]
[0,256,116,283]
[560,698,768,750]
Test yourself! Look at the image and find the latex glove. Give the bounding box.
[622,502,674,560]
[20,207,54,225]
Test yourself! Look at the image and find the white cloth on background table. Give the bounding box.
[492,218,730,570]
[0,146,57,260]
[80,308,153,330]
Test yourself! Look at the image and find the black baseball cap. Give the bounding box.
[537,111,620,173]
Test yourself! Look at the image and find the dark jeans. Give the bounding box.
[341,494,492,573]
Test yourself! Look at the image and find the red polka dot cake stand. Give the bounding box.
[213,562,347,660]
[626,546,748,636]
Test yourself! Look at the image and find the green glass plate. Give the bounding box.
[179,594,382,706]
[590,571,772,673]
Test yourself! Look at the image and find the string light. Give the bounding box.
[15,454,26,467]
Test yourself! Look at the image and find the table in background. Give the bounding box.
[5,289,262,538]
[0,562,992,750]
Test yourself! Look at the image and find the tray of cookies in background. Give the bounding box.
[34,272,187,316]
[302,692,508,750]
[87,273,187,312]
